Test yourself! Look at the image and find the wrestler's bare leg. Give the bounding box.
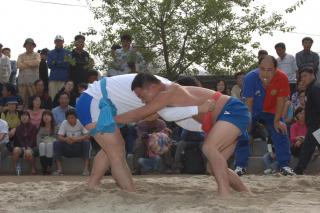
[87,126,134,191]
[88,149,110,188]
[202,121,249,197]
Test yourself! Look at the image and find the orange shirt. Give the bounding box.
[263,70,290,114]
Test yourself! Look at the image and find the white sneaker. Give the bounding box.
[234,166,247,176]
[280,166,295,176]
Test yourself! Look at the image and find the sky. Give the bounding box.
[1,0,320,62]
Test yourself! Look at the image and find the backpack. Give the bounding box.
[181,142,206,174]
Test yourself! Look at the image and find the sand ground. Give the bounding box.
[0,174,319,213]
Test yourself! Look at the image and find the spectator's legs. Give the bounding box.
[294,128,318,174]
[48,81,64,99]
[18,84,28,108]
[132,139,147,174]
[234,134,250,168]
[88,128,134,191]
[24,148,36,174]
[173,141,187,171]
[53,141,63,171]
[262,152,273,169]
[202,121,250,198]
[12,147,21,170]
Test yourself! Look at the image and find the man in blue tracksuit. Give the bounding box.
[242,55,294,176]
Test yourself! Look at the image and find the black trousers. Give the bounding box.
[295,126,320,174]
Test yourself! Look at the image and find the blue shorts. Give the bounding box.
[216,97,250,137]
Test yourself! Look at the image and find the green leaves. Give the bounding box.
[86,0,302,79]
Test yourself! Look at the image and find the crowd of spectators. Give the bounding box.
[0,34,319,177]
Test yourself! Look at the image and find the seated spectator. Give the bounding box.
[290,107,307,158]
[0,83,23,112]
[215,79,229,95]
[297,90,306,109]
[53,109,91,176]
[27,95,44,129]
[37,110,57,175]
[138,132,171,173]
[52,80,77,108]
[132,114,167,174]
[0,118,9,161]
[52,92,74,127]
[291,80,305,109]
[29,79,52,110]
[12,111,38,175]
[172,129,205,174]
[231,72,244,99]
[263,145,278,175]
[1,96,21,149]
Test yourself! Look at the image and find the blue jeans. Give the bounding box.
[234,133,250,168]
[263,152,278,171]
[138,156,161,172]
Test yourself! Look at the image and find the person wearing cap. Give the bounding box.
[47,35,71,99]
[1,47,16,86]
[294,67,320,175]
[0,83,23,112]
[17,38,41,108]
[0,43,12,95]
[296,37,319,77]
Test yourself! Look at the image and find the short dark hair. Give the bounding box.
[74,34,85,41]
[234,71,245,78]
[275,42,286,49]
[258,50,268,57]
[59,92,70,99]
[258,55,278,68]
[131,73,161,91]
[120,34,132,42]
[65,108,77,118]
[20,110,31,119]
[2,47,10,53]
[176,76,201,87]
[111,44,121,50]
[88,70,99,77]
[299,66,314,75]
[0,43,3,49]
[302,37,313,43]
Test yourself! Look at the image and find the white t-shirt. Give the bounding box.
[58,119,88,137]
[277,54,298,83]
[0,119,9,144]
[84,74,201,131]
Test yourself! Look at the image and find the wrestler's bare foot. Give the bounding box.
[198,99,215,113]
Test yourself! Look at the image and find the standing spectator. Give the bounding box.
[69,35,93,91]
[52,80,77,108]
[215,79,229,95]
[37,110,56,175]
[87,70,99,84]
[47,35,70,99]
[38,48,49,92]
[0,118,9,161]
[108,34,145,76]
[0,43,12,94]
[53,109,91,176]
[294,67,320,174]
[275,42,298,94]
[231,72,245,99]
[17,38,40,108]
[290,107,307,158]
[296,37,319,76]
[52,92,74,127]
[242,55,295,175]
[29,79,52,110]
[12,111,38,175]
[1,47,16,85]
[27,96,44,129]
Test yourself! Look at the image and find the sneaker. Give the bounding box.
[82,170,90,176]
[234,166,247,176]
[52,170,64,176]
[280,166,295,176]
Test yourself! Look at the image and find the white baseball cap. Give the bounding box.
[54,35,64,41]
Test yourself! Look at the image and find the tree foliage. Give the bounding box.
[87,0,301,79]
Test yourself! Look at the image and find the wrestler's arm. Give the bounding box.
[157,106,198,121]
[115,91,173,124]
